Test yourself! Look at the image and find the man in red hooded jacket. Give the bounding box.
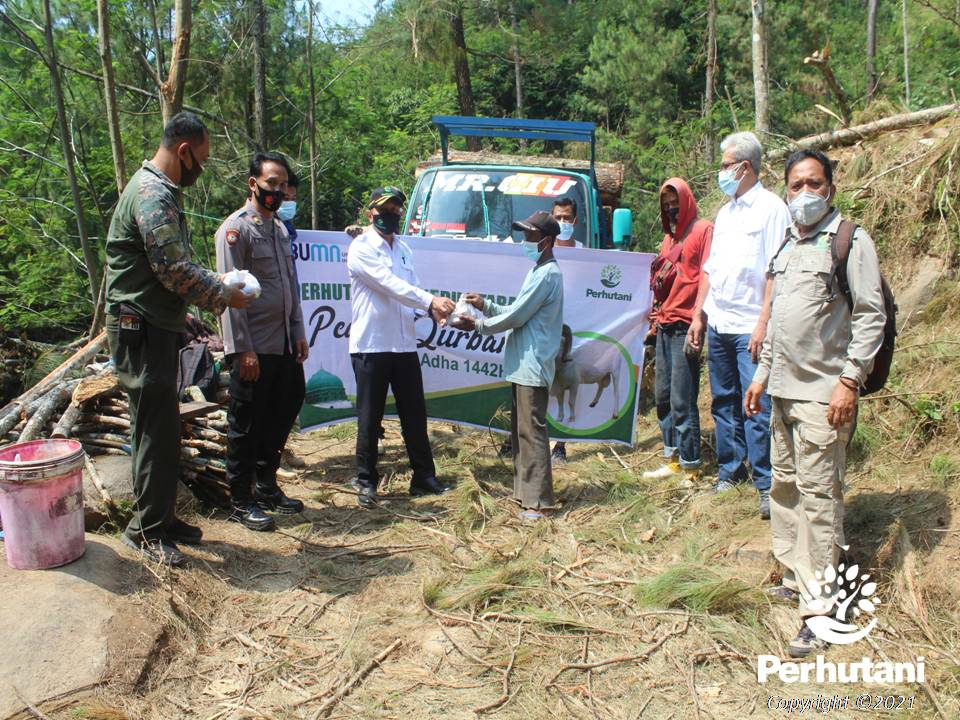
[642,178,713,481]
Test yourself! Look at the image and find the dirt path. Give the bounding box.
[16,390,947,720]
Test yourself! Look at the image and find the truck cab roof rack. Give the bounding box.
[432,115,597,181]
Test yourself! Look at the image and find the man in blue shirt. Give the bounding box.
[460,211,564,520]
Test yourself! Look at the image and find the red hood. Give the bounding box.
[659,177,698,240]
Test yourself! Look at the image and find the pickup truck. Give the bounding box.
[403,116,633,249]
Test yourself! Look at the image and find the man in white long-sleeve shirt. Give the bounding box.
[347,186,456,508]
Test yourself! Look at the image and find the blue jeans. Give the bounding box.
[654,322,701,468]
[706,327,771,491]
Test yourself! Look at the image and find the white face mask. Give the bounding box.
[788,189,831,226]
[557,221,575,242]
[521,240,543,261]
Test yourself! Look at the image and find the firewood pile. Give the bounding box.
[0,331,234,509]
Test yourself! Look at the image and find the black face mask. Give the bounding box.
[179,147,204,187]
[373,210,402,236]
[666,206,680,225]
[253,182,285,212]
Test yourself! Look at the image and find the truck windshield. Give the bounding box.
[407,169,589,246]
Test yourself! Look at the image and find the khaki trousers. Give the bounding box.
[511,383,555,510]
[770,397,853,617]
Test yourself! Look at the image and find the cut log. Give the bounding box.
[72,369,120,404]
[79,413,130,429]
[84,451,116,510]
[182,437,224,454]
[51,402,82,439]
[184,425,225,441]
[19,382,75,442]
[770,103,960,159]
[0,331,105,424]
[414,150,625,199]
[1,396,43,439]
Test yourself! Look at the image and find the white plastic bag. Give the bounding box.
[222,269,262,298]
[449,295,482,329]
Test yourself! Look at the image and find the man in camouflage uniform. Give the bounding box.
[105,112,251,566]
[216,152,308,531]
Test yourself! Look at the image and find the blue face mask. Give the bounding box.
[717,164,743,197]
[522,240,543,261]
[277,200,297,222]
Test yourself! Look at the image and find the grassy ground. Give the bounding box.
[37,121,960,719]
[45,282,958,720]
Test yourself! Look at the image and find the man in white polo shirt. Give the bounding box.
[688,132,792,519]
[347,186,456,508]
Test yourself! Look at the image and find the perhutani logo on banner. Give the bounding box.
[600,264,622,288]
[587,264,632,302]
[757,551,925,685]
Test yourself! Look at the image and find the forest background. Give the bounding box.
[0,0,958,340]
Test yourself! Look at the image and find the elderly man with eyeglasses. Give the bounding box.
[687,131,792,519]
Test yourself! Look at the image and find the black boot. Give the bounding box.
[410,476,453,496]
[357,484,379,508]
[167,517,203,545]
[550,442,567,466]
[229,501,276,531]
[254,487,304,514]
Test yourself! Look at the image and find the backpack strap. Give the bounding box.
[767,227,793,274]
[830,220,857,311]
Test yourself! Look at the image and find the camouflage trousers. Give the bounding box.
[107,318,182,542]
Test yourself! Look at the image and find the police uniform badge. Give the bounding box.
[226,229,240,246]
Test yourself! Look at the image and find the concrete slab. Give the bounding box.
[0,535,162,716]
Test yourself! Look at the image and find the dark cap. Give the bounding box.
[368,186,407,208]
[512,211,561,238]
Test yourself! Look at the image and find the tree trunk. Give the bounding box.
[769,103,960,158]
[867,0,879,101]
[97,0,126,192]
[42,0,100,312]
[147,0,166,114]
[705,0,717,162]
[803,47,852,126]
[252,0,269,150]
[509,1,523,118]
[751,0,770,134]
[51,402,82,439]
[408,14,419,59]
[902,0,911,107]
[307,0,318,229]
[19,383,74,443]
[0,331,106,430]
[161,0,192,124]
[450,4,480,150]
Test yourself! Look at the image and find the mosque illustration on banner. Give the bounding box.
[304,369,353,410]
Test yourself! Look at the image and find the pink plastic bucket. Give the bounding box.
[0,439,86,570]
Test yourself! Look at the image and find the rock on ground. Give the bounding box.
[0,535,162,717]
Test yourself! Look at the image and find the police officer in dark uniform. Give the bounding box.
[105,112,251,566]
[216,152,308,531]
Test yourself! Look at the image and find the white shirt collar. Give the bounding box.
[731,181,763,208]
